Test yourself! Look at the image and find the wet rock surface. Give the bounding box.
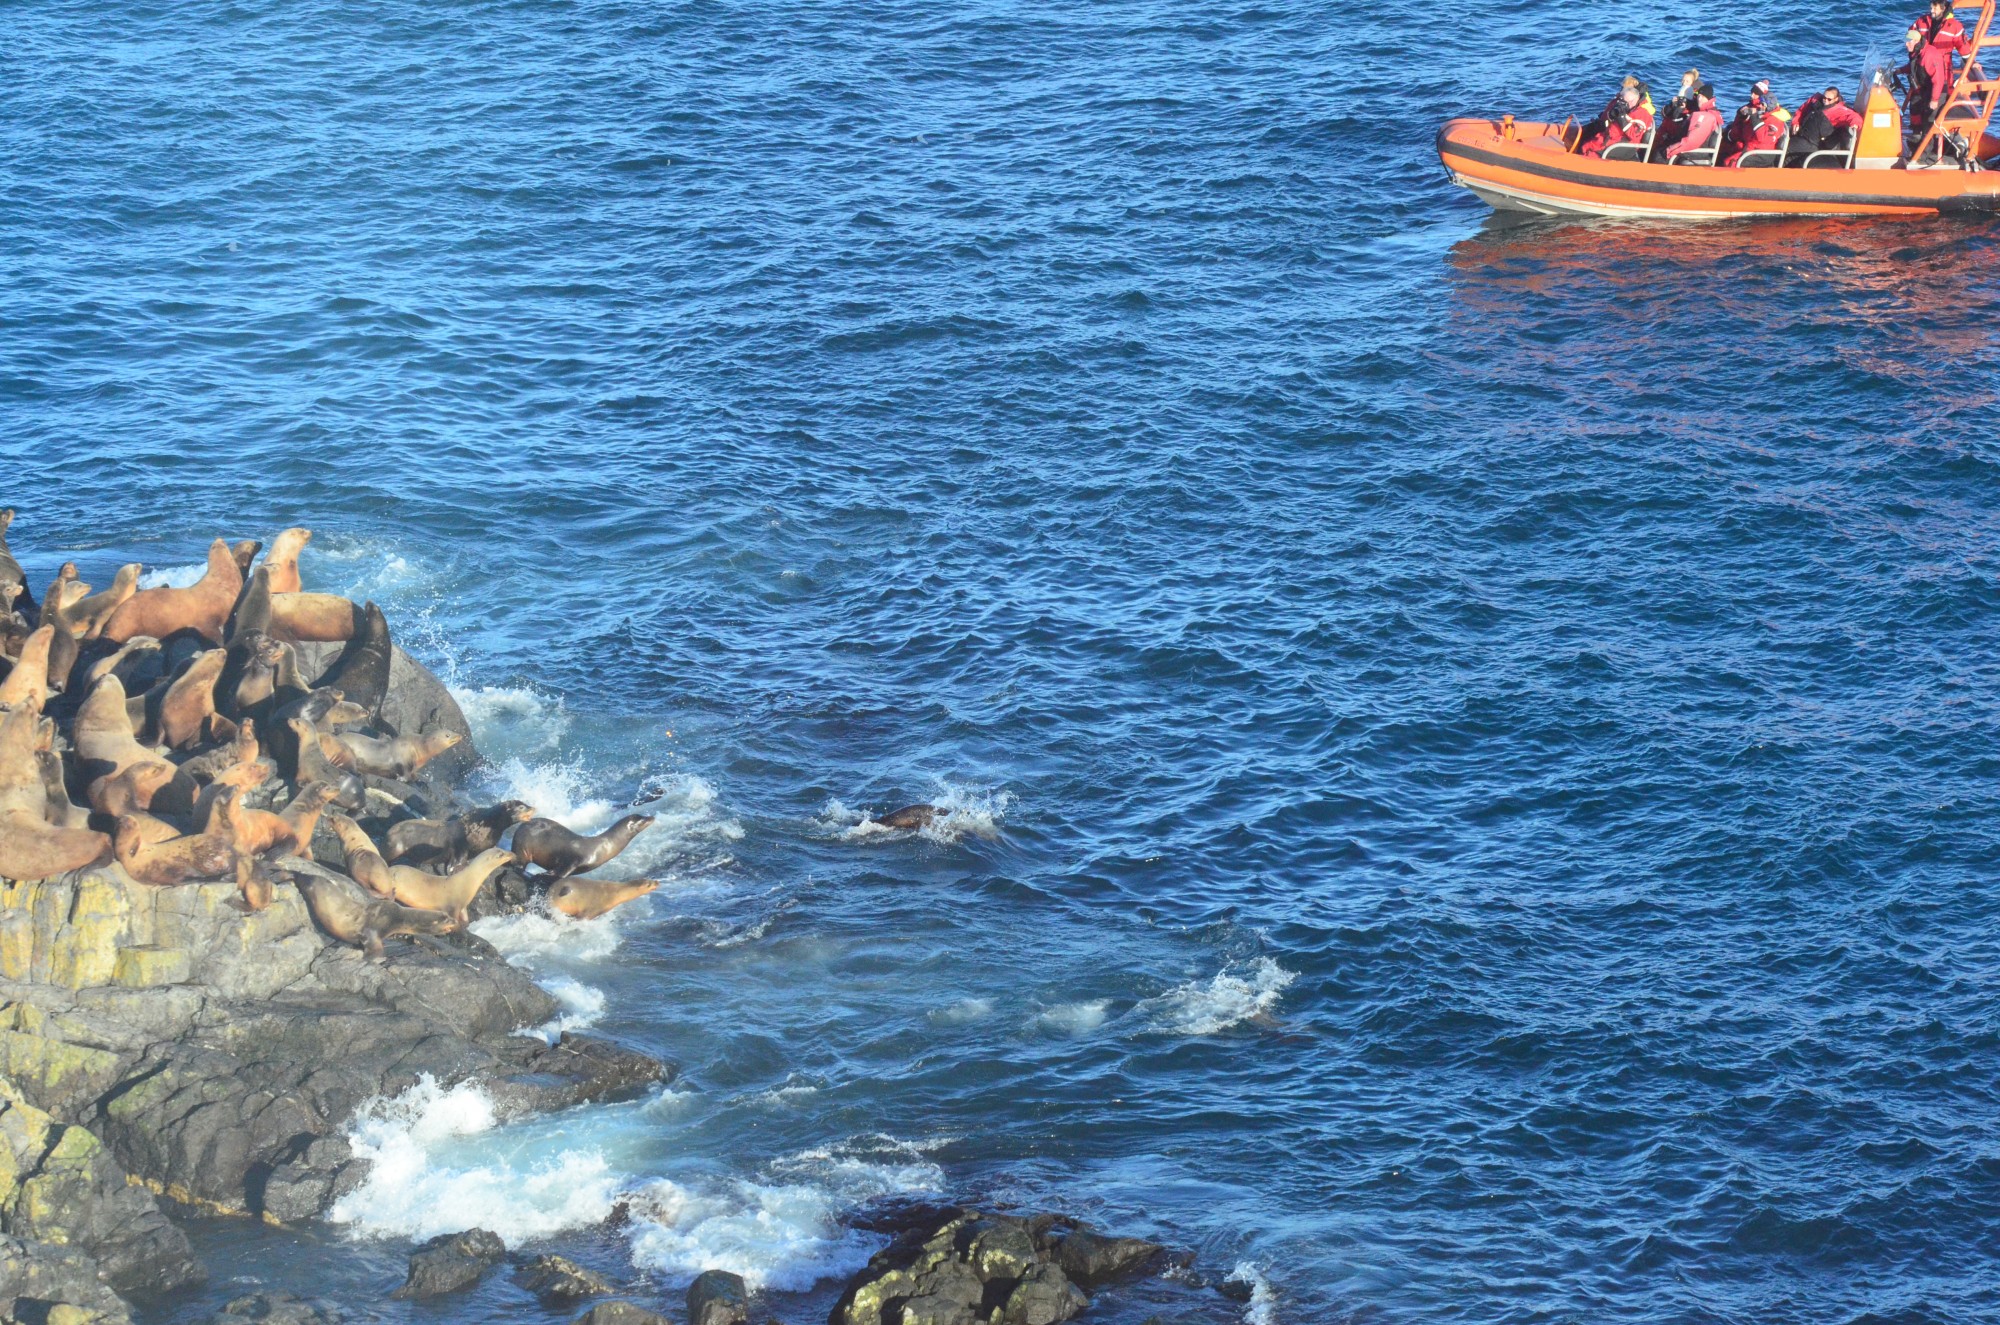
[687,1268,750,1325]
[392,1227,506,1299]
[520,1253,616,1303]
[205,1291,345,1324]
[831,1209,1095,1325]
[0,1231,133,1325]
[572,1302,673,1325]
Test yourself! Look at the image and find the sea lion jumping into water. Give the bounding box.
[511,813,655,879]
[547,876,659,921]
[101,540,244,645]
[384,799,534,870]
[290,868,454,962]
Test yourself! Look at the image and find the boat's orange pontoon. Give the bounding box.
[1438,0,2000,217]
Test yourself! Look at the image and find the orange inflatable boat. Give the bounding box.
[1439,0,2000,218]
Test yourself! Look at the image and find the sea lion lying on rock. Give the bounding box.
[114,788,240,886]
[322,727,463,780]
[290,868,457,962]
[511,814,655,879]
[287,716,365,811]
[547,876,658,921]
[385,799,535,870]
[0,700,111,879]
[269,592,360,643]
[101,538,243,644]
[66,563,140,640]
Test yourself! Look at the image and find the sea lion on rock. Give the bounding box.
[219,631,286,722]
[313,601,390,716]
[511,814,655,880]
[227,567,273,645]
[35,748,92,831]
[190,755,273,833]
[0,701,111,880]
[36,565,81,629]
[279,782,341,854]
[88,761,177,820]
[230,540,262,579]
[322,727,463,780]
[328,812,396,897]
[67,564,140,640]
[0,511,25,608]
[114,790,240,885]
[385,799,534,870]
[0,625,54,708]
[157,649,228,749]
[264,528,311,595]
[73,676,172,785]
[379,848,514,927]
[290,868,454,962]
[287,716,365,810]
[547,876,658,921]
[268,593,360,643]
[84,636,163,690]
[875,804,942,831]
[101,539,243,645]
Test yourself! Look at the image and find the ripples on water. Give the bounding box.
[7,0,2000,1321]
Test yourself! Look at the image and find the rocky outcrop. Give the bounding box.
[687,1269,750,1325]
[831,1210,1092,1325]
[520,1254,615,1303]
[573,1304,671,1325]
[204,1292,343,1324]
[392,1228,505,1298]
[289,643,475,787]
[0,1231,134,1324]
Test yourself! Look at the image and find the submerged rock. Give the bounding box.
[391,1227,506,1298]
[520,1253,615,1303]
[206,1291,344,1324]
[687,1268,750,1325]
[1047,1227,1164,1287]
[572,1303,673,1325]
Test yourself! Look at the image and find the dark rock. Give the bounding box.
[572,1303,672,1325]
[829,1211,1088,1325]
[687,1268,749,1325]
[208,1290,344,1323]
[1050,1227,1164,1286]
[467,864,536,922]
[519,1254,614,1303]
[291,643,476,785]
[998,1262,1090,1325]
[391,1227,505,1299]
[0,1232,132,1324]
[254,1135,363,1224]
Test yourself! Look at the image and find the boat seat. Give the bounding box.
[1734,127,1790,169]
[1601,125,1655,162]
[1673,125,1725,166]
[1801,127,1858,169]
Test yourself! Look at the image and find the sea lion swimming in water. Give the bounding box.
[263,527,311,595]
[511,813,656,879]
[384,799,534,871]
[547,875,658,921]
[66,564,140,640]
[873,804,942,831]
[101,540,244,645]
[289,868,454,962]
[321,727,463,781]
[0,701,111,880]
[313,601,390,716]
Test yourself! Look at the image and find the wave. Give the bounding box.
[1228,1262,1280,1325]
[818,783,1012,844]
[469,905,626,966]
[137,562,205,590]
[1033,999,1112,1035]
[520,974,607,1040]
[1137,958,1296,1036]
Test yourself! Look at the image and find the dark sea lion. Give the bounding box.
[268,592,361,643]
[114,790,239,886]
[875,804,942,831]
[385,799,534,870]
[67,564,140,641]
[0,625,54,708]
[0,701,111,880]
[227,566,273,645]
[322,727,463,780]
[511,813,656,879]
[217,631,285,722]
[84,636,163,690]
[379,848,513,927]
[102,540,244,645]
[286,716,365,810]
[313,601,390,716]
[230,540,262,579]
[42,599,80,696]
[547,875,659,921]
[290,868,454,961]
[264,527,311,595]
[35,748,91,831]
[267,686,363,772]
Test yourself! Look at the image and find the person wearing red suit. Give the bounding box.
[1577,87,1656,157]
[1909,0,1971,121]
[1785,85,1864,164]
[1721,82,1790,166]
[1664,85,1724,161]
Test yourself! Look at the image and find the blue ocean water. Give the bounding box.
[8,0,2000,1321]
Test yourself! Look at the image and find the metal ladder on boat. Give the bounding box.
[1911,0,2000,164]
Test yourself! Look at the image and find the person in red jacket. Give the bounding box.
[1721,82,1789,165]
[1664,84,1724,161]
[1909,0,1971,121]
[1577,86,1656,157]
[1785,85,1864,164]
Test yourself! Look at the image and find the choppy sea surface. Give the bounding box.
[7,1,2000,1321]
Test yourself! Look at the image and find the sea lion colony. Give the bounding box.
[0,513,659,957]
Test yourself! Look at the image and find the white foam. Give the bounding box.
[470,906,624,966]
[329,1077,621,1244]
[137,562,204,590]
[1035,999,1112,1035]
[930,997,994,1025]
[452,684,572,758]
[517,974,607,1040]
[483,754,622,835]
[1228,1262,1280,1325]
[1138,958,1296,1036]
[821,784,1011,844]
[625,1139,943,1292]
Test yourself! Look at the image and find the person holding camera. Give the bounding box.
[1721,80,1789,165]
[1663,84,1724,161]
[1574,76,1654,153]
[1577,84,1655,157]
[1650,69,1703,161]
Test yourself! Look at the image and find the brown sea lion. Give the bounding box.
[155,649,228,750]
[35,749,91,831]
[84,636,163,690]
[379,848,514,927]
[190,756,273,833]
[287,716,365,810]
[327,812,395,896]
[0,511,25,606]
[175,716,270,787]
[0,625,54,708]
[267,593,361,643]
[875,804,942,831]
[0,702,111,880]
[114,790,240,886]
[279,782,341,855]
[39,574,85,695]
[36,564,81,629]
[221,632,286,721]
[230,540,262,579]
[101,540,244,645]
[88,761,177,819]
[547,876,659,921]
[511,814,656,879]
[321,728,463,780]
[73,676,172,784]
[264,528,311,595]
[384,799,535,870]
[314,601,390,715]
[227,567,273,645]
[67,565,141,640]
[291,868,454,962]
[219,793,293,910]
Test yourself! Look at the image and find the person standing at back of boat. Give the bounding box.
[1786,85,1863,164]
[1664,84,1724,161]
[1651,69,1703,161]
[1908,0,1971,129]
